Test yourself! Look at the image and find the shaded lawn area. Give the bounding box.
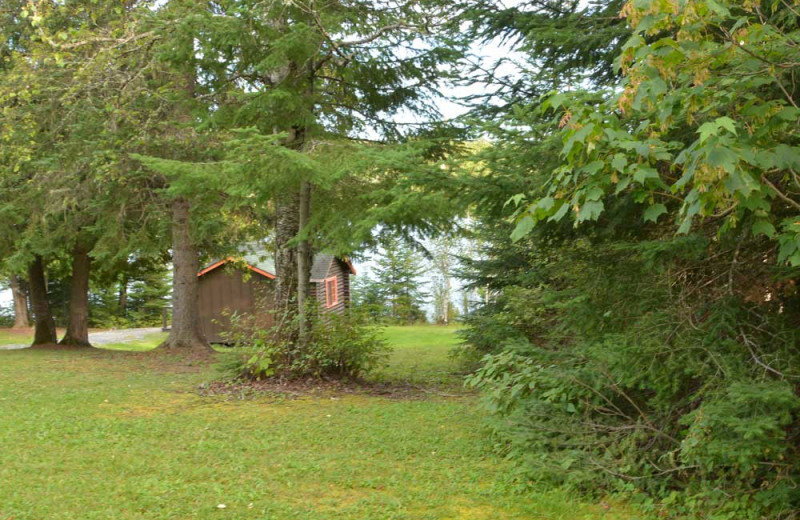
[0,326,636,520]
[0,327,37,345]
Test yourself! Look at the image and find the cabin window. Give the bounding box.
[325,276,339,308]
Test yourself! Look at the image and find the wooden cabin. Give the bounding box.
[197,252,355,343]
[311,254,354,314]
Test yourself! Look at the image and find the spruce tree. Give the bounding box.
[372,235,428,324]
[0,0,168,347]
[135,0,465,350]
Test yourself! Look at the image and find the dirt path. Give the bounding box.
[0,327,163,350]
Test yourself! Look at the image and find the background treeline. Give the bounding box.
[352,233,471,325]
[0,262,169,329]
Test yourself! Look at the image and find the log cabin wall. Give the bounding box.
[312,258,351,315]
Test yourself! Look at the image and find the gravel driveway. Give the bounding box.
[0,327,164,350]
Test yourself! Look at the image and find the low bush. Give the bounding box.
[221,303,389,380]
[462,230,800,519]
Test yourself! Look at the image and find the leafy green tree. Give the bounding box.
[517,1,800,258]
[0,1,58,344]
[217,0,462,343]
[0,0,169,346]
[455,1,800,517]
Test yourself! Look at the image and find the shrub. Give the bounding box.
[463,233,800,519]
[221,303,389,380]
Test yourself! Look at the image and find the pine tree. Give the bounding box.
[351,273,384,320]
[372,235,428,324]
[134,0,465,350]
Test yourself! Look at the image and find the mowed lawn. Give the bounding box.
[0,327,42,346]
[0,325,637,520]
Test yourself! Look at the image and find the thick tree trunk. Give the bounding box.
[274,192,300,315]
[60,246,92,347]
[297,181,312,346]
[10,275,30,329]
[158,198,212,353]
[27,256,57,346]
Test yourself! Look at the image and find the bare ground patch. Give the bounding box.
[197,377,473,401]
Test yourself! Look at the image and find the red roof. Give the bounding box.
[197,257,276,279]
[198,255,354,279]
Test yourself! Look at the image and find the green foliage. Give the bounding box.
[514,1,800,264]
[681,381,799,479]
[457,0,629,122]
[353,235,429,324]
[0,306,14,328]
[452,1,800,517]
[124,269,171,327]
[463,230,800,518]
[86,266,171,329]
[223,304,389,380]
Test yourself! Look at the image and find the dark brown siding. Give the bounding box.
[197,268,274,343]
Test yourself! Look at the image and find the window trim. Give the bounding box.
[325,276,339,308]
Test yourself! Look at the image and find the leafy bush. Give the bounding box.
[221,303,389,380]
[463,229,800,519]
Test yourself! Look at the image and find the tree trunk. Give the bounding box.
[274,192,300,316]
[60,246,93,347]
[28,256,57,346]
[443,275,451,325]
[158,198,212,353]
[297,181,312,346]
[10,275,30,329]
[118,276,128,316]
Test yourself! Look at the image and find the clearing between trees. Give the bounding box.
[0,325,635,520]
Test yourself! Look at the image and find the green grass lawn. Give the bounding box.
[0,325,637,520]
[374,325,465,386]
[99,332,169,351]
[0,327,34,345]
